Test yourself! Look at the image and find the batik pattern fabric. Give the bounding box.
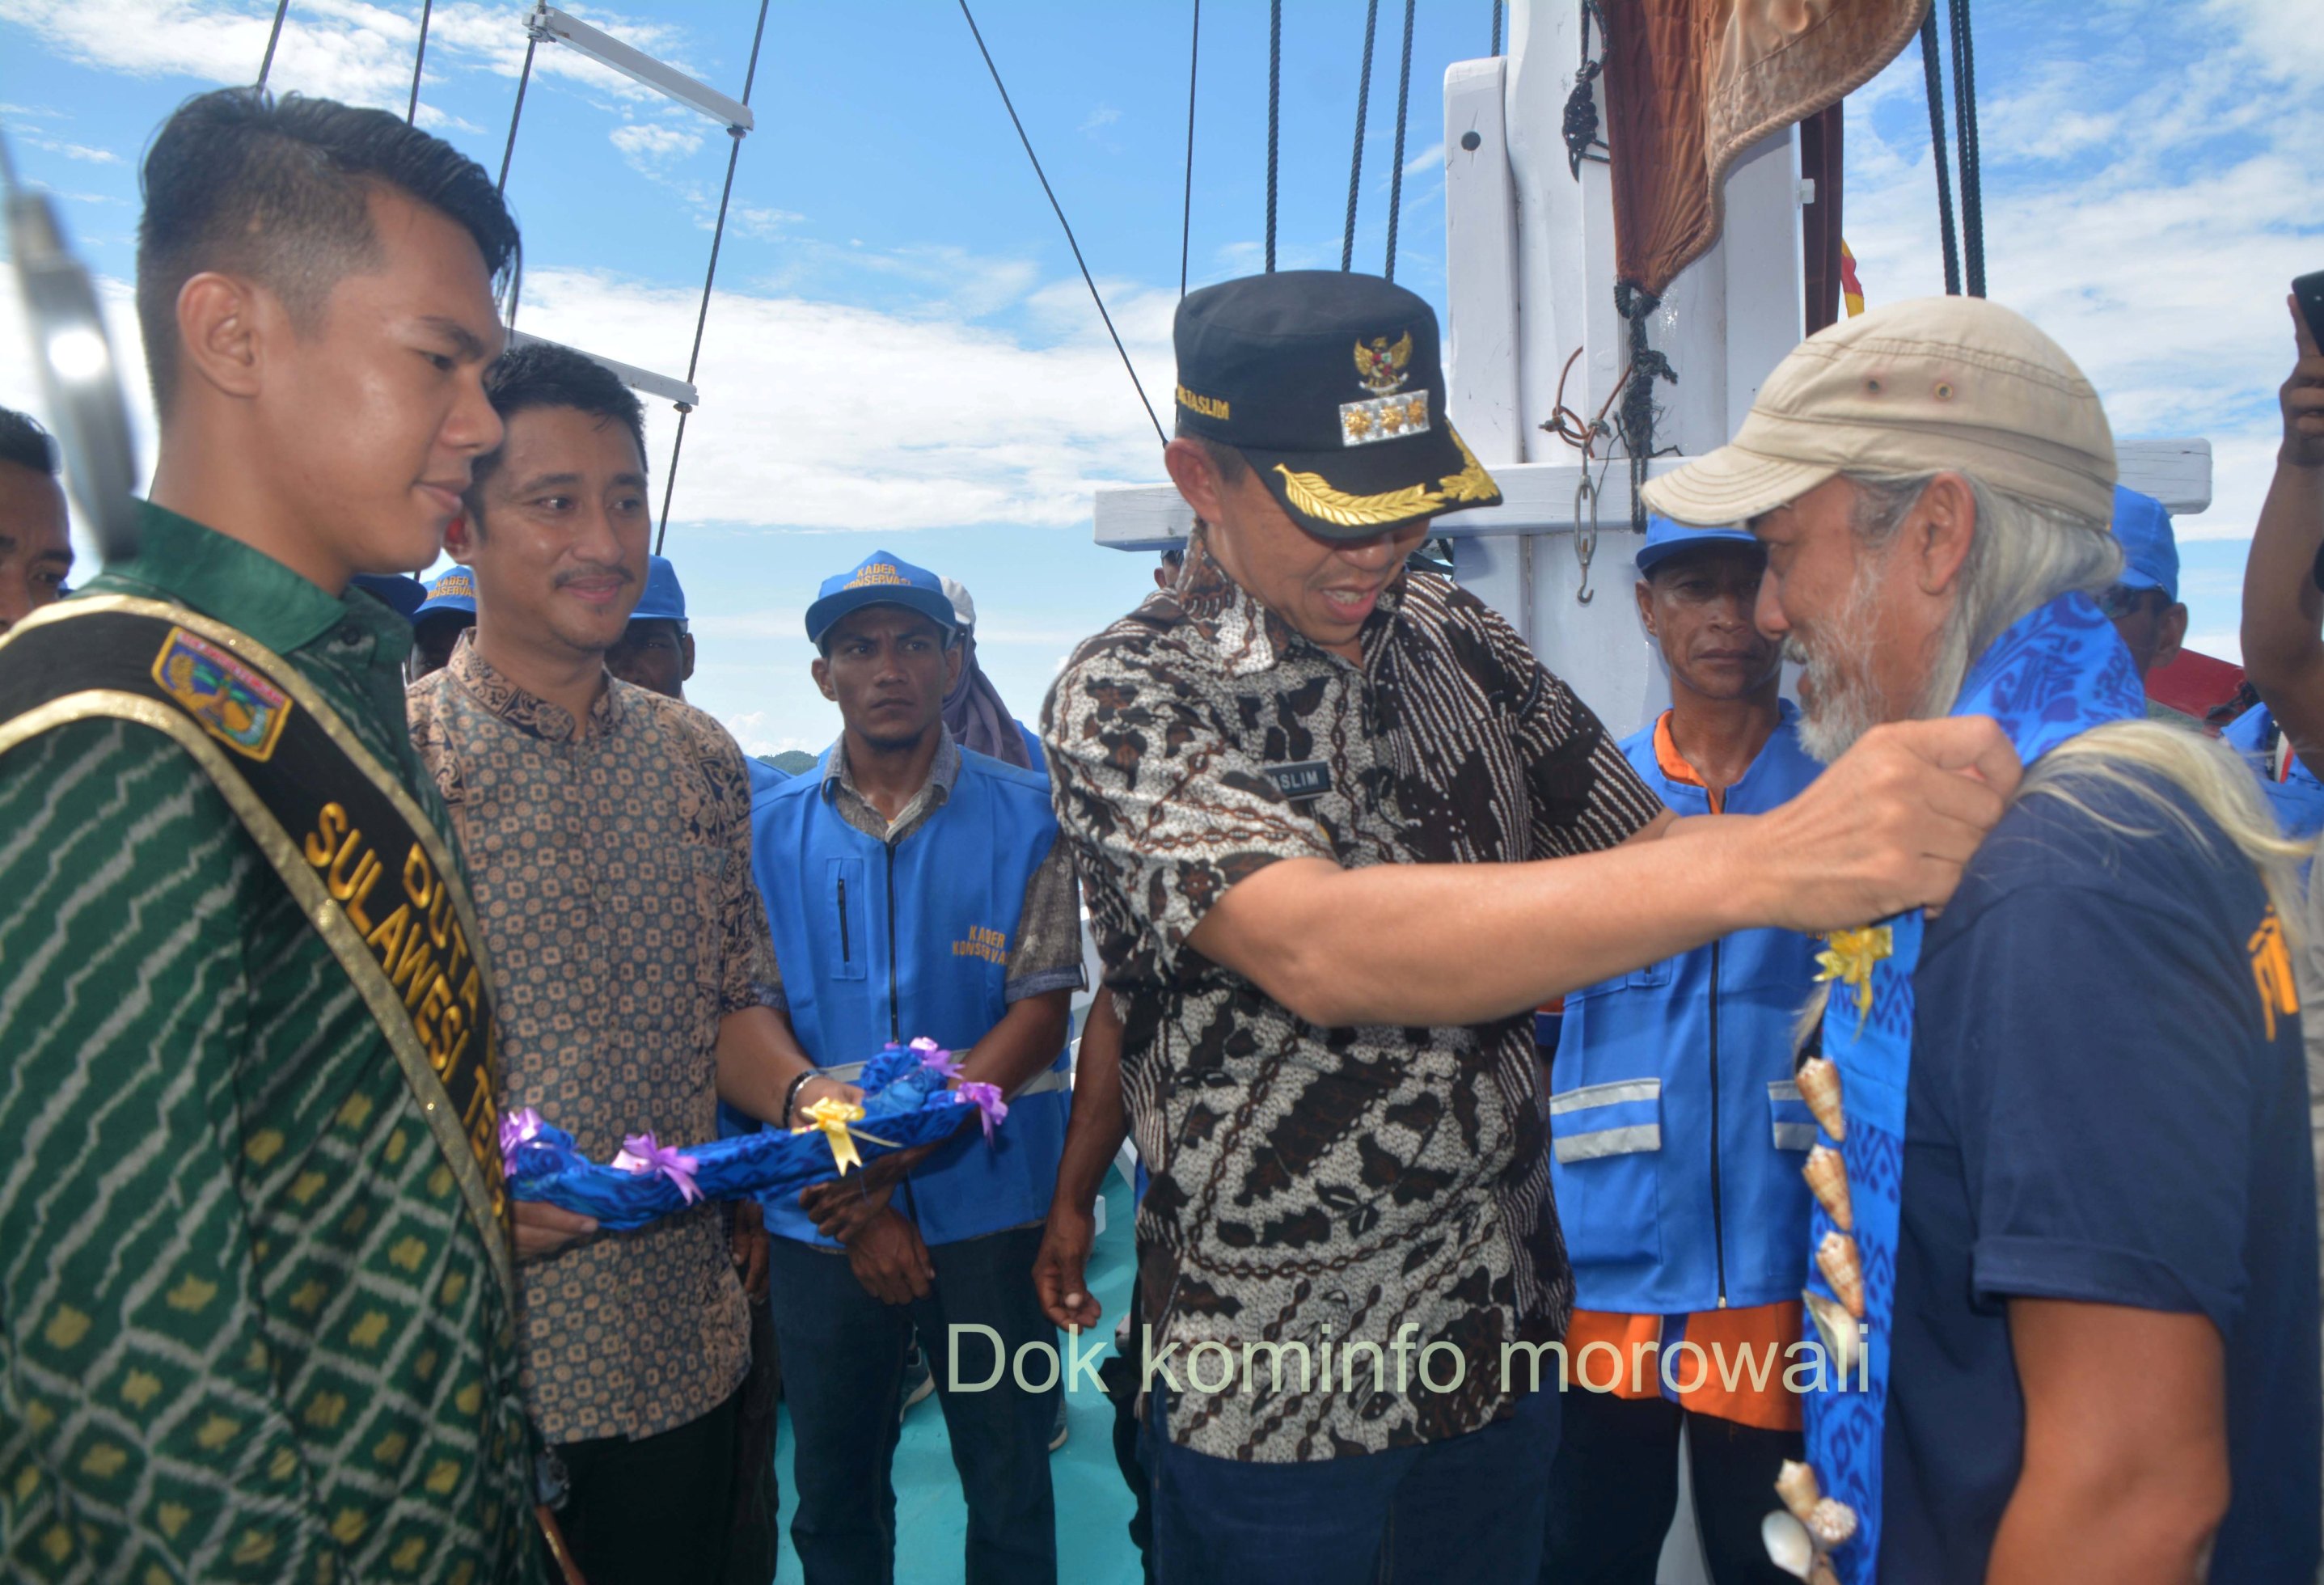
[1802,592,2144,1583]
[1042,534,1663,1462]
[408,640,776,1446]
[0,505,536,1584]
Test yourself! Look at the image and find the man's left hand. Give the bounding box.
[791,1075,862,1122]
[729,1200,770,1302]
[800,1172,896,1244]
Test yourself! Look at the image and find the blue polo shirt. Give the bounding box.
[1883,767,2321,1581]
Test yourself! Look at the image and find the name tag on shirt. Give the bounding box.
[1263,759,1333,801]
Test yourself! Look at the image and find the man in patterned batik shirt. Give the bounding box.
[1042,272,2022,1583]
[407,342,850,1585]
[0,91,536,1583]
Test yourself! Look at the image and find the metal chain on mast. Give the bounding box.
[1382,0,1415,282]
[657,0,774,550]
[1266,0,1281,272]
[1341,0,1380,272]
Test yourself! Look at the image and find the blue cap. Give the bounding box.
[2110,485,2178,601]
[413,566,479,619]
[1635,514,1760,576]
[805,551,958,645]
[350,573,427,619]
[632,556,688,626]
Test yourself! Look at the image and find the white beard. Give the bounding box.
[1790,557,1892,765]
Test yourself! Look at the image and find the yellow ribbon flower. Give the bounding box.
[1815,925,1895,1029]
[789,1095,900,1176]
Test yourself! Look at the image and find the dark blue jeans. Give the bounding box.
[766,1222,1057,1585]
[1146,1384,1560,1585]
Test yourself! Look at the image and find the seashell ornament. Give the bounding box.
[1817,1229,1866,1318]
[1774,1460,1821,1523]
[1761,1510,1815,1580]
[1795,1056,1845,1140]
[1803,1288,1865,1378]
[1806,1497,1859,1550]
[1803,1144,1853,1230]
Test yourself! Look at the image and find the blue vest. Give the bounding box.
[751,745,1070,1248]
[1549,704,1823,1313]
[2222,703,2324,841]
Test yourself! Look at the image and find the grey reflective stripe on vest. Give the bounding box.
[1553,1123,1663,1163]
[1549,1077,1662,1163]
[815,1061,1070,1097]
[1547,1077,1662,1115]
[1768,1079,1811,1150]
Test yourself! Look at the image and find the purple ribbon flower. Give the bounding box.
[957,1081,1008,1142]
[498,1107,545,1178]
[911,1036,963,1080]
[611,1132,703,1204]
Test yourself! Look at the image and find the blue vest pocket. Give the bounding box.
[1549,1077,1663,1267]
[826,856,868,982]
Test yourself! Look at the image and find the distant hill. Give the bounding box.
[758,750,819,776]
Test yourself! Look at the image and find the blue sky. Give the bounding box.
[3,0,2319,752]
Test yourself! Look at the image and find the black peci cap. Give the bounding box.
[1173,271,1502,540]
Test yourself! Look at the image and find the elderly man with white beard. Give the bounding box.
[1642,295,2321,1585]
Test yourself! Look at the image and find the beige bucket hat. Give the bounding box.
[1642,296,2117,528]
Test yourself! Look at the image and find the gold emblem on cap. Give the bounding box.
[1354,331,1413,396]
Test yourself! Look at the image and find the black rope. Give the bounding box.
[1563,0,1608,178]
[493,36,537,322]
[405,0,434,124]
[1948,0,1984,297]
[1490,0,1503,57]
[657,0,772,552]
[1180,0,1199,298]
[958,0,1166,447]
[1383,0,1414,282]
[256,0,292,88]
[1613,282,1675,534]
[1917,6,1961,296]
[1266,0,1281,273]
[1341,0,1380,273]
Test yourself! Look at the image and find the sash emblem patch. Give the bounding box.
[152,628,292,761]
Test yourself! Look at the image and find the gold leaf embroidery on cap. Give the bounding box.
[1273,429,1500,527]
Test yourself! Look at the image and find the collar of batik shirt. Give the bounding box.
[446,629,627,743]
[1167,522,1413,681]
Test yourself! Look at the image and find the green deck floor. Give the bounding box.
[767,1172,1144,1583]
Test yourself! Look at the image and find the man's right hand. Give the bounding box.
[1747,715,2021,930]
[1033,1199,1101,1330]
[845,1207,934,1305]
[513,1199,598,1264]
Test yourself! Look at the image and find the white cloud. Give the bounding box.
[611,120,703,171]
[1077,104,1121,135]
[1401,141,1443,178]
[15,132,121,163]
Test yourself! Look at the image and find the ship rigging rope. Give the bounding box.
[256,0,291,89]
[1181,0,1199,298]
[958,0,1167,450]
[1948,0,1985,297]
[406,0,434,123]
[1382,0,1415,283]
[656,0,773,551]
[1341,0,1380,273]
[1265,0,1281,272]
[496,40,535,196]
[1491,1,1503,57]
[1917,4,1963,296]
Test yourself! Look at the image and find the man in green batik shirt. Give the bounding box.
[0,91,538,1583]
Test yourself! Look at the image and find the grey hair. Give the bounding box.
[1812,469,2314,962]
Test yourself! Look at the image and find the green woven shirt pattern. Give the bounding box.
[0,506,538,1585]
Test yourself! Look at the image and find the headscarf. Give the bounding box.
[938,577,1033,770]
